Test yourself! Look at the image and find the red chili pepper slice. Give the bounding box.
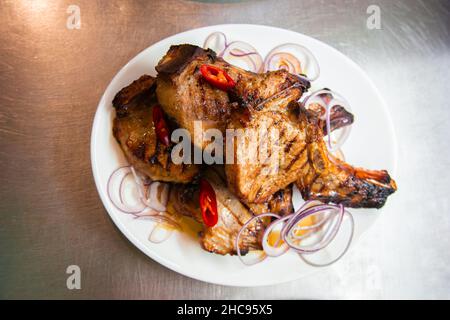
[199,178,218,227]
[200,64,236,91]
[152,105,170,146]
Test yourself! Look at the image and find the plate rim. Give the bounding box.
[90,23,398,287]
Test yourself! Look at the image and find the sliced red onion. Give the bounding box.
[303,88,353,152]
[146,181,169,212]
[290,210,332,236]
[236,199,354,268]
[235,213,280,265]
[109,165,178,244]
[282,204,344,253]
[130,166,148,200]
[222,41,263,73]
[238,250,267,266]
[264,43,320,81]
[130,167,170,212]
[133,211,179,226]
[299,209,354,267]
[203,31,229,57]
[148,222,174,244]
[266,52,301,73]
[107,166,146,214]
[262,215,291,257]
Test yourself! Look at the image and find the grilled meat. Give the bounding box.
[166,168,263,255]
[155,44,310,149]
[246,185,294,216]
[295,105,397,208]
[112,75,199,183]
[208,165,294,216]
[226,88,396,208]
[225,87,309,204]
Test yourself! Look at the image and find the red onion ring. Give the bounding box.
[108,165,177,244]
[261,215,291,257]
[283,204,344,254]
[302,88,353,152]
[148,222,174,244]
[222,41,263,73]
[107,166,146,214]
[235,213,281,265]
[299,209,354,267]
[203,31,229,57]
[264,43,320,81]
[130,167,170,212]
[266,52,301,74]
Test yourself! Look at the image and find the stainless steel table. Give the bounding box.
[1,0,449,299]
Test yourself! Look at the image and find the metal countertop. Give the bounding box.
[1,0,449,299]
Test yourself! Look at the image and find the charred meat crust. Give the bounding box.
[246,185,294,216]
[112,75,156,118]
[295,103,397,209]
[301,174,396,209]
[156,44,216,75]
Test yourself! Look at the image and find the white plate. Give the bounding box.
[91,24,397,287]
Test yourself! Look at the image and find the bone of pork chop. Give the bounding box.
[112,75,199,183]
[295,105,397,208]
[226,87,397,208]
[155,44,310,150]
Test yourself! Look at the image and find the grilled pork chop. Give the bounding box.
[225,86,310,204]
[226,88,397,208]
[112,75,199,183]
[155,44,310,149]
[246,186,294,216]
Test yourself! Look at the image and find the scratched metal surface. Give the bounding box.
[0,0,449,299]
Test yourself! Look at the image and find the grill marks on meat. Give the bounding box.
[296,140,397,208]
[155,44,310,149]
[225,89,310,204]
[226,87,396,208]
[112,75,199,183]
[209,165,294,217]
